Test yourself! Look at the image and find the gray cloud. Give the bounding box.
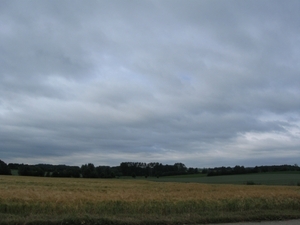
[1,0,300,167]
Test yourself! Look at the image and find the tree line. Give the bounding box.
[1,160,198,178]
[7,163,118,178]
[203,164,300,176]
[1,159,299,178]
[119,162,198,177]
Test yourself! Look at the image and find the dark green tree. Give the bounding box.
[18,164,31,176]
[69,167,81,178]
[52,170,59,177]
[0,160,12,175]
[81,163,98,178]
[173,163,187,174]
[18,165,44,176]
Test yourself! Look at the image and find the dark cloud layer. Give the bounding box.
[1,0,299,167]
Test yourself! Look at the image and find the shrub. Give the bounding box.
[246,181,255,185]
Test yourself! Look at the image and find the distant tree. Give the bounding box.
[110,171,116,178]
[188,167,198,174]
[233,165,246,174]
[174,163,187,174]
[201,168,208,174]
[8,163,20,170]
[18,165,45,176]
[120,162,129,176]
[119,161,192,177]
[18,164,31,176]
[52,170,59,177]
[0,160,12,175]
[33,166,44,176]
[81,163,98,178]
[69,167,81,178]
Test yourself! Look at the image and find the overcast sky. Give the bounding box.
[1,0,300,168]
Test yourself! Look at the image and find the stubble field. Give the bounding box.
[0,175,300,225]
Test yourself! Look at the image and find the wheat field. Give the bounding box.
[1,175,300,224]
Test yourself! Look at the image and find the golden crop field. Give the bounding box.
[1,175,300,224]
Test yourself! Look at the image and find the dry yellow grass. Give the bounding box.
[1,175,300,224]
[1,175,299,203]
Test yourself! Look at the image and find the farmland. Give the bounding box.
[1,175,300,225]
[148,172,300,186]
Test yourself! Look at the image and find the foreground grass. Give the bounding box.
[0,176,300,225]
